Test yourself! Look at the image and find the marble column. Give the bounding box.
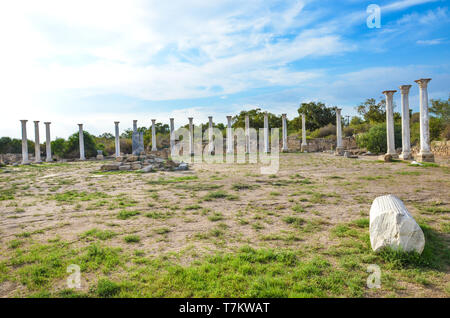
[78,124,86,160]
[151,119,157,151]
[301,113,307,152]
[20,120,29,164]
[282,114,288,152]
[415,78,434,162]
[335,108,344,155]
[188,117,194,156]
[399,85,412,160]
[245,115,250,154]
[382,91,397,158]
[208,116,214,154]
[169,118,175,153]
[33,121,41,163]
[226,116,233,154]
[114,121,120,157]
[44,122,52,162]
[264,112,269,153]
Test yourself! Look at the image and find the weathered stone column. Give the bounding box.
[399,85,412,160]
[188,117,194,156]
[335,108,344,155]
[151,119,157,151]
[301,113,307,152]
[415,78,434,162]
[208,116,214,154]
[282,114,288,152]
[383,90,397,158]
[20,120,29,164]
[245,115,250,153]
[33,121,41,163]
[169,118,175,153]
[78,124,86,160]
[44,122,52,162]
[133,120,137,131]
[264,112,269,153]
[226,116,233,154]
[114,121,120,157]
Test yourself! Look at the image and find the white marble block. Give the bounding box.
[369,194,425,254]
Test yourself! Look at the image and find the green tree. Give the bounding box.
[51,138,67,157]
[356,123,402,153]
[356,98,386,123]
[64,131,97,158]
[297,102,336,131]
[430,96,450,123]
[232,108,282,130]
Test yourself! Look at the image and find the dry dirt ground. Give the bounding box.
[0,152,449,297]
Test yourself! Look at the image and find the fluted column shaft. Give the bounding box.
[226,116,233,154]
[33,121,41,163]
[245,115,250,153]
[399,85,411,160]
[188,117,194,156]
[383,91,397,156]
[78,124,85,160]
[114,122,120,157]
[151,119,157,151]
[208,116,214,154]
[44,122,52,162]
[169,118,175,153]
[415,78,434,162]
[20,120,29,164]
[282,114,288,152]
[264,113,269,153]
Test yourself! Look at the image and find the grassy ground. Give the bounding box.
[0,153,449,297]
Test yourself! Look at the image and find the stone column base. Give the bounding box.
[301,144,307,152]
[335,147,344,156]
[282,148,288,153]
[417,152,434,163]
[399,152,412,160]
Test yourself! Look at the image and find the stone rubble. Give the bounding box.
[100,154,188,173]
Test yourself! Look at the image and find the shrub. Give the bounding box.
[310,124,336,138]
[64,131,97,158]
[356,123,401,153]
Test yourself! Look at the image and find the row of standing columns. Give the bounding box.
[20,120,53,164]
[19,113,308,164]
[382,78,434,162]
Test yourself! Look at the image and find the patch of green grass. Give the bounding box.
[395,171,422,176]
[283,216,306,227]
[204,190,238,201]
[208,212,224,222]
[53,190,109,203]
[96,278,121,297]
[145,211,172,219]
[331,225,359,238]
[353,218,370,228]
[184,204,202,210]
[117,210,140,220]
[292,204,305,213]
[80,229,117,241]
[124,235,140,243]
[9,239,24,249]
[155,227,171,235]
[231,183,259,191]
[0,188,15,201]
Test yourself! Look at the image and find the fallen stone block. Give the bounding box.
[100,164,120,171]
[119,165,131,171]
[140,165,154,173]
[370,194,425,254]
[131,163,142,170]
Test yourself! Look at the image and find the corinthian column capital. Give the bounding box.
[382,90,397,97]
[399,85,411,95]
[414,78,431,89]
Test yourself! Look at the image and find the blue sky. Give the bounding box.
[0,0,449,138]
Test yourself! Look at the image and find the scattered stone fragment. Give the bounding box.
[119,165,131,171]
[131,163,142,170]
